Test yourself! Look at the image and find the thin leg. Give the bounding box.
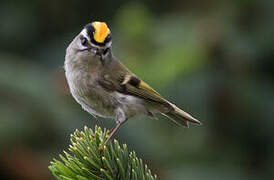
[105,107,127,144]
[105,122,122,144]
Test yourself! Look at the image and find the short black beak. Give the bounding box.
[96,47,109,56]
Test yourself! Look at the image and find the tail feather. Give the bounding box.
[162,103,201,127]
[162,112,190,127]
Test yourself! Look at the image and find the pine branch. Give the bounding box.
[49,126,157,180]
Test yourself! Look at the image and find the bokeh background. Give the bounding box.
[1,0,274,179]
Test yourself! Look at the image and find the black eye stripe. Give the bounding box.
[81,38,87,46]
[79,35,88,46]
[105,34,112,43]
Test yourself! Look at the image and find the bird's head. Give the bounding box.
[81,21,112,49]
[67,21,112,61]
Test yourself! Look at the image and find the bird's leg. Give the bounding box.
[105,122,122,144]
[105,107,127,144]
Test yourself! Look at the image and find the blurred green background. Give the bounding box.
[0,0,274,179]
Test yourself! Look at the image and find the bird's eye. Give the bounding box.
[105,34,111,43]
[81,37,88,46]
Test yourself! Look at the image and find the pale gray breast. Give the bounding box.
[64,55,117,119]
[75,82,117,118]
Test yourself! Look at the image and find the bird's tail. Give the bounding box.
[162,103,201,127]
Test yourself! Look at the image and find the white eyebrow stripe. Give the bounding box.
[80,29,90,41]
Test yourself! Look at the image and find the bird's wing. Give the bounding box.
[98,59,170,107]
[97,57,201,126]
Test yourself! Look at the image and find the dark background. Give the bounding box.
[0,0,274,179]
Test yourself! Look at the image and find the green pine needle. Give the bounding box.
[49,126,157,180]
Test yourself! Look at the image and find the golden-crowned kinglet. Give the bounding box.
[64,21,201,142]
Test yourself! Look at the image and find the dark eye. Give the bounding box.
[81,37,88,46]
[105,34,111,43]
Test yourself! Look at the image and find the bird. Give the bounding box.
[64,21,201,143]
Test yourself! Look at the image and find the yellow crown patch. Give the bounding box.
[92,21,110,43]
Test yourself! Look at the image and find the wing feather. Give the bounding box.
[96,56,200,126]
[99,58,170,107]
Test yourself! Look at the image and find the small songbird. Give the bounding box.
[64,21,201,142]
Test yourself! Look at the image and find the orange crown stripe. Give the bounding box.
[92,22,110,43]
